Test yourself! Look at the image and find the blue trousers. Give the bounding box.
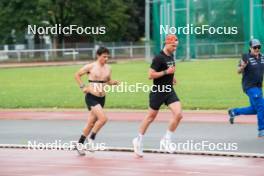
[233,87,264,131]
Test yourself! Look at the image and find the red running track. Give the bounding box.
[0,110,257,124]
[0,149,263,176]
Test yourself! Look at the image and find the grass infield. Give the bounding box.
[0,59,250,109]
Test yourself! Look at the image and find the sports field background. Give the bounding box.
[0,59,248,109]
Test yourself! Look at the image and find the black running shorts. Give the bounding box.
[85,93,105,110]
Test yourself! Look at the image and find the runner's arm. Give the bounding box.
[74,64,92,88]
[148,66,175,80]
[106,68,119,85]
[237,55,248,74]
[148,68,166,79]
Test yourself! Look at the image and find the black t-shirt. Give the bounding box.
[239,53,264,92]
[150,50,175,89]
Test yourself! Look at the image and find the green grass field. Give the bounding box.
[0,59,251,109]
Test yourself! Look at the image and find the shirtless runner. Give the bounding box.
[74,47,118,155]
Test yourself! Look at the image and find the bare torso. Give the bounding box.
[87,62,111,97]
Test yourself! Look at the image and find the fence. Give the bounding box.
[194,42,245,58]
[0,44,147,63]
[0,41,248,63]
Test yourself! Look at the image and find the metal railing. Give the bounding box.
[195,42,245,58]
[0,44,147,62]
[0,41,248,63]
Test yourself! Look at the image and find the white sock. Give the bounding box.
[137,133,144,142]
[164,130,173,140]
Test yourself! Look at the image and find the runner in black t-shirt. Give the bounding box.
[132,34,183,157]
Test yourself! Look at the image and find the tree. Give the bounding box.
[122,0,145,42]
[0,0,40,44]
[0,0,134,46]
